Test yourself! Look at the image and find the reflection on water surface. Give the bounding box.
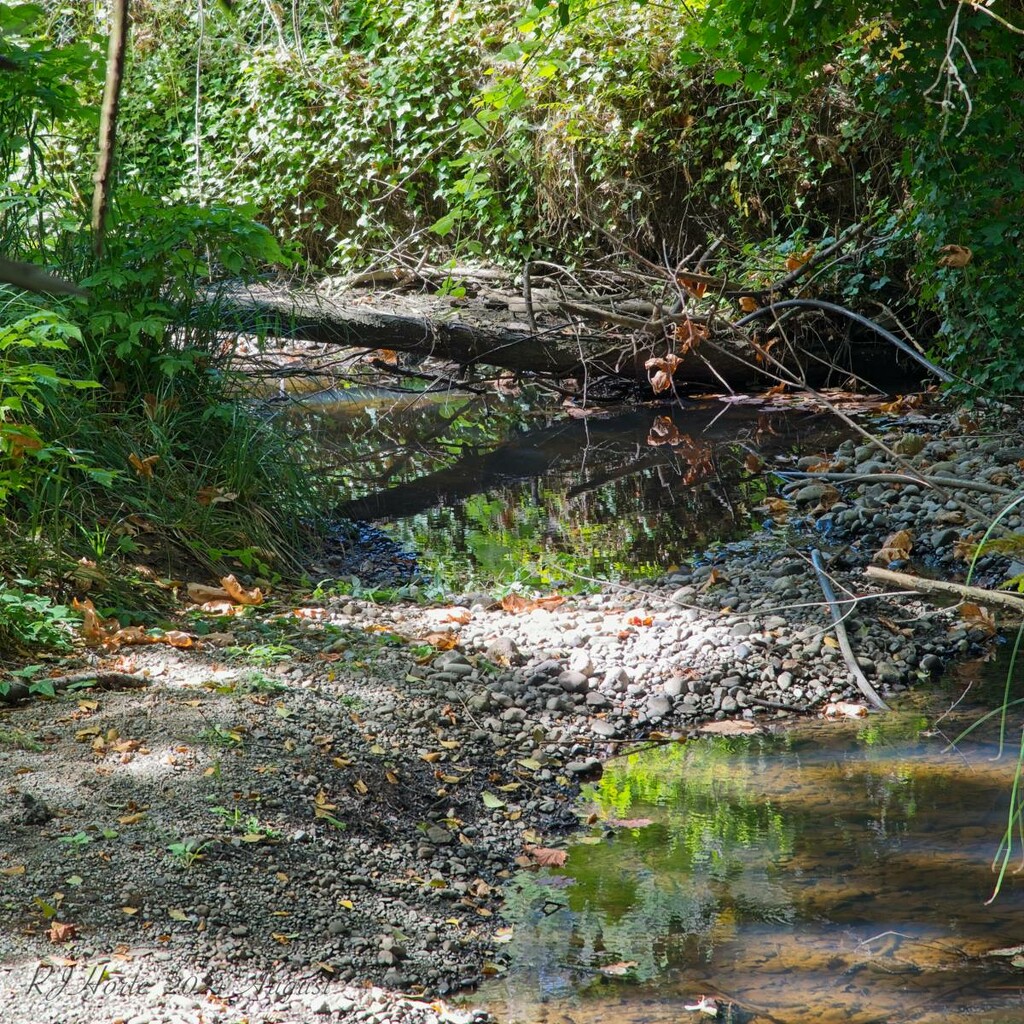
[480,698,1024,1024]
[307,395,849,584]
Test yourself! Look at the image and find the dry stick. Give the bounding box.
[783,470,1014,498]
[0,671,149,704]
[865,565,1024,613]
[810,549,890,711]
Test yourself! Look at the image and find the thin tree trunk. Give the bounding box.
[91,0,130,260]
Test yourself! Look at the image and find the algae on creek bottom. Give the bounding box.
[479,696,1024,1024]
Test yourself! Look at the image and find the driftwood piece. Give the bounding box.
[865,565,1024,612]
[811,549,890,710]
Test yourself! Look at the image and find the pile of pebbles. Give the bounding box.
[1,412,1019,1024]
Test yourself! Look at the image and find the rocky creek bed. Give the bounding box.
[1,408,1022,1024]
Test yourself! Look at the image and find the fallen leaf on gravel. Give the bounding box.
[353,779,369,795]
[824,701,868,719]
[221,575,263,605]
[823,635,840,649]
[526,846,568,867]
[421,751,443,763]
[517,758,542,771]
[1,865,26,876]
[960,602,997,636]
[421,631,459,650]
[873,529,913,564]
[48,922,77,942]
[313,790,337,815]
[699,720,761,735]
[118,812,146,825]
[168,909,188,921]
[481,792,505,809]
[74,598,121,645]
[699,568,727,592]
[500,594,565,614]
[599,961,638,976]
[200,601,240,616]
[953,535,978,560]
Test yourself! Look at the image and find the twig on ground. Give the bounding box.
[810,549,890,710]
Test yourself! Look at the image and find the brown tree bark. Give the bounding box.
[91,0,130,260]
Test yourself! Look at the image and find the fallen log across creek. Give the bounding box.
[210,278,934,394]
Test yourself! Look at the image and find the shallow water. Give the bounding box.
[477,672,1024,1024]
[311,394,850,583]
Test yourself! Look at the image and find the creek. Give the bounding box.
[473,655,1024,1024]
[288,389,851,587]
[297,389,1024,1023]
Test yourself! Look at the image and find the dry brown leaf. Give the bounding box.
[678,276,707,298]
[73,598,122,646]
[1,865,26,876]
[936,244,973,268]
[646,416,685,447]
[421,630,459,650]
[48,921,77,943]
[200,600,240,616]
[763,496,791,520]
[873,529,914,564]
[744,453,764,473]
[699,567,727,592]
[526,846,568,867]
[220,575,263,606]
[785,247,814,272]
[738,295,759,313]
[952,535,978,561]
[196,486,238,506]
[960,602,997,636]
[673,318,708,355]
[1,423,44,460]
[649,368,673,394]
[500,594,565,614]
[128,452,159,478]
